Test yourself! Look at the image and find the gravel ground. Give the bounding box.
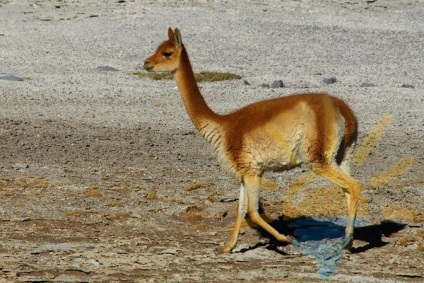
[0,0,423,282]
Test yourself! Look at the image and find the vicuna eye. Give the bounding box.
[163,51,173,58]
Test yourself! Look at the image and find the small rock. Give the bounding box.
[38,17,53,21]
[86,259,101,267]
[136,256,151,265]
[220,198,238,203]
[0,75,24,81]
[360,82,377,87]
[12,163,29,170]
[388,257,397,264]
[159,247,180,255]
[96,66,119,72]
[401,84,415,88]
[243,80,251,85]
[271,80,284,88]
[323,77,337,84]
[261,83,270,88]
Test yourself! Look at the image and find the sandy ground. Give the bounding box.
[1,0,423,282]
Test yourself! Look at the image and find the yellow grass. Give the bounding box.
[380,205,424,223]
[262,178,278,192]
[353,113,391,166]
[285,171,318,205]
[133,71,241,82]
[146,188,157,200]
[182,182,213,191]
[283,186,369,219]
[368,156,414,189]
[104,211,131,221]
[108,201,124,207]
[83,187,103,197]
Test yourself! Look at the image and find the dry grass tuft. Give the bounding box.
[262,178,278,192]
[353,113,391,166]
[182,182,213,191]
[283,186,369,219]
[368,156,414,189]
[381,205,424,223]
[133,71,241,82]
[146,188,157,200]
[84,187,103,198]
[185,206,204,222]
[104,211,131,221]
[0,174,55,191]
[108,201,124,207]
[416,230,424,252]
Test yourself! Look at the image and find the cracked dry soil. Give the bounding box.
[0,117,422,282]
[0,0,423,282]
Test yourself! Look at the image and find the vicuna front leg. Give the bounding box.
[220,175,295,253]
[219,182,247,253]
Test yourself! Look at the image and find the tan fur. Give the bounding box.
[144,27,361,252]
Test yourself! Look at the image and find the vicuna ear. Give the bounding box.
[168,27,175,41]
[174,28,183,48]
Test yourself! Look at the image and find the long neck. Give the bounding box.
[174,46,220,130]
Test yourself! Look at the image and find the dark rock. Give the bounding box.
[261,83,270,88]
[271,80,284,88]
[96,66,119,72]
[401,84,415,88]
[243,80,251,86]
[323,77,337,84]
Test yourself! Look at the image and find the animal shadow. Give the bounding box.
[253,215,406,254]
[351,220,407,253]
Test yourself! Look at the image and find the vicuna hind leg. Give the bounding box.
[311,163,361,249]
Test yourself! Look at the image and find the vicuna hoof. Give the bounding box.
[342,234,353,250]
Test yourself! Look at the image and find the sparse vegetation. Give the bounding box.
[133,71,241,82]
[104,211,131,221]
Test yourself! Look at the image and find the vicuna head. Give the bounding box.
[144,28,183,73]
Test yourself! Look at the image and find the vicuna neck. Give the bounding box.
[174,45,220,130]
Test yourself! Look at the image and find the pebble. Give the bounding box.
[12,163,29,170]
[96,66,119,72]
[360,82,377,87]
